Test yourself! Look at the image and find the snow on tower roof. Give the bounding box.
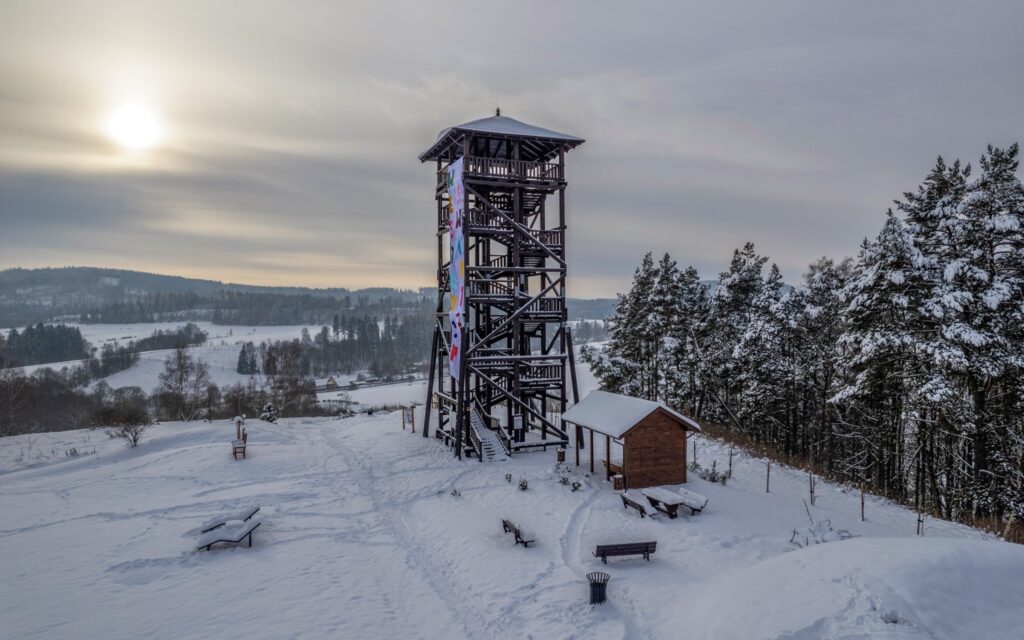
[418,112,584,162]
[561,390,701,438]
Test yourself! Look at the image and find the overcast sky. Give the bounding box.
[1,1,1021,297]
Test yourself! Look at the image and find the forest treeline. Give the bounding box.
[0,323,89,367]
[0,347,329,438]
[0,322,207,371]
[236,313,433,379]
[78,291,433,325]
[585,144,1024,532]
[0,314,431,436]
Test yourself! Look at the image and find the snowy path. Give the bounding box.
[1,414,1021,639]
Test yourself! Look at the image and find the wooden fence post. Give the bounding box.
[860,485,866,522]
[766,461,771,493]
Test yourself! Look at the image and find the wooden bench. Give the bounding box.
[593,541,657,564]
[621,493,658,518]
[200,505,261,534]
[196,520,262,551]
[501,518,536,547]
[673,487,709,515]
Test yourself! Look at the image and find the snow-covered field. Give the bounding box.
[2,412,1021,640]
[16,322,353,391]
[15,324,598,411]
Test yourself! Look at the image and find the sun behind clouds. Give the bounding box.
[106,102,163,150]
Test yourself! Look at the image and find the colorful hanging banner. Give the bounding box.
[447,158,465,380]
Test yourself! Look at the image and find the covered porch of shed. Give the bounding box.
[561,390,701,490]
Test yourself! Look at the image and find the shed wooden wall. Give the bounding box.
[622,408,688,489]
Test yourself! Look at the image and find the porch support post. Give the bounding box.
[606,434,611,481]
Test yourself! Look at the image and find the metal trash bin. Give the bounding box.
[587,571,610,604]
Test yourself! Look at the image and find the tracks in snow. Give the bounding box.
[319,424,519,640]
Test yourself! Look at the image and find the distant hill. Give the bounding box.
[0,267,615,327]
[0,267,425,327]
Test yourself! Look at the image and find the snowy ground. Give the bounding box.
[14,322,345,391]
[2,413,1021,640]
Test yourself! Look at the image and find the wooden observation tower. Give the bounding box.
[419,111,585,458]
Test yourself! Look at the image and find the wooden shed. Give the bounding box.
[561,390,701,490]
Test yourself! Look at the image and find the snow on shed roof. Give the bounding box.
[561,390,701,438]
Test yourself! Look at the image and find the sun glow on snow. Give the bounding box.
[106,102,163,150]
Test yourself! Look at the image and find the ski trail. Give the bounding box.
[320,423,517,640]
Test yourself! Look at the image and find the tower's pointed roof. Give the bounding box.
[418,112,584,163]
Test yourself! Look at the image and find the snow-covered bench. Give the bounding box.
[196,519,262,551]
[200,505,261,534]
[640,487,687,518]
[501,518,535,547]
[671,487,709,515]
[641,486,709,518]
[621,492,658,519]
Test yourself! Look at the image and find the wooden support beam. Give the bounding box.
[606,434,611,481]
[590,429,595,474]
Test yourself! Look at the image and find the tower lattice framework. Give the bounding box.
[419,112,585,458]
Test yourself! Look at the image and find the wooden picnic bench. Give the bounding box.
[501,518,536,547]
[640,487,686,518]
[641,486,709,518]
[673,487,709,515]
[196,519,262,551]
[593,541,657,564]
[621,493,658,518]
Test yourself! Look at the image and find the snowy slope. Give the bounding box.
[2,412,1021,640]
[686,536,1024,640]
[13,322,332,390]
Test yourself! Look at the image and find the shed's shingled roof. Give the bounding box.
[561,390,702,438]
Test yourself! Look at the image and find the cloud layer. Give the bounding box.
[1,1,1022,296]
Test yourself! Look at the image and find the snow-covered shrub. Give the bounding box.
[692,460,728,485]
[789,500,853,549]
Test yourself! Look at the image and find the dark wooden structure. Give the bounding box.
[620,493,658,518]
[500,518,536,547]
[419,112,585,458]
[196,520,262,552]
[232,427,248,460]
[593,541,657,564]
[561,390,701,489]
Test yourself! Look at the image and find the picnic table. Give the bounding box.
[641,486,709,518]
[641,487,688,518]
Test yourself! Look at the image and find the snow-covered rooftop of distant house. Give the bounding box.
[561,390,701,438]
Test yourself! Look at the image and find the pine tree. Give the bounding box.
[236,345,249,374]
[582,253,658,399]
[700,242,768,426]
